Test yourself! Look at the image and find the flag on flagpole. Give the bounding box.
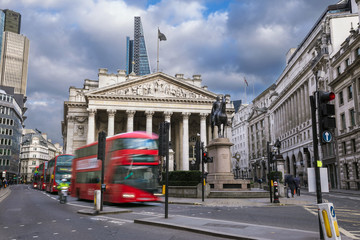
[158,29,167,41]
[244,77,248,87]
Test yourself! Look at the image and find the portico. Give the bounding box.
[62,70,234,171]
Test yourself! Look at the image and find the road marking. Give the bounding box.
[71,230,76,232]
[37,222,42,225]
[53,233,59,235]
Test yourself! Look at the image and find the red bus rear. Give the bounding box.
[32,166,39,189]
[71,131,160,203]
[37,162,48,190]
[45,154,74,193]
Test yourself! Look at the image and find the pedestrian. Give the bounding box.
[285,175,296,198]
[294,177,300,196]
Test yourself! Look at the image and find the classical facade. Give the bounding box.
[231,103,252,178]
[247,85,275,181]
[329,16,360,190]
[261,0,358,189]
[20,129,63,183]
[62,69,234,171]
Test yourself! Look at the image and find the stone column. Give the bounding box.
[87,109,96,144]
[164,111,173,139]
[300,86,305,124]
[66,116,74,154]
[305,82,310,121]
[182,112,191,170]
[200,113,208,145]
[107,109,116,136]
[164,111,174,171]
[126,110,136,132]
[145,111,154,135]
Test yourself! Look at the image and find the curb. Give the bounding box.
[77,208,132,216]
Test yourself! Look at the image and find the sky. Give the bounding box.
[0,0,340,144]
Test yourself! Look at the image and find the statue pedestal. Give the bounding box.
[207,138,250,191]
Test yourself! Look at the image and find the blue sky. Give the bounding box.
[0,0,341,144]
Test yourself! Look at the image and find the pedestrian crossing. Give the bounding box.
[303,205,360,239]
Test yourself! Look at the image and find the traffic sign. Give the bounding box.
[322,131,332,143]
[330,205,336,218]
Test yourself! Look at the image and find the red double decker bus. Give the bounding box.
[45,154,74,193]
[32,166,39,189]
[37,162,48,190]
[71,131,159,203]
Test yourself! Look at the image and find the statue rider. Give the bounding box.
[211,96,221,126]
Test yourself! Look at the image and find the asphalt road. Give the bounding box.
[1,185,359,239]
[0,185,225,240]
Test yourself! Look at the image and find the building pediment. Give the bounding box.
[85,72,217,100]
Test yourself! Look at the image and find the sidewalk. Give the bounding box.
[161,193,318,207]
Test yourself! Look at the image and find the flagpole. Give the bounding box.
[157,27,160,72]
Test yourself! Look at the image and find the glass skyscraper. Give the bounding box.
[0,11,5,66]
[126,16,150,76]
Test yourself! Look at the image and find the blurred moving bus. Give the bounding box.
[71,131,159,203]
[32,166,39,189]
[37,161,48,190]
[45,154,74,193]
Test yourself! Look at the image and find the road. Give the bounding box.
[1,185,359,239]
[0,185,224,240]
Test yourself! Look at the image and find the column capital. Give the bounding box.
[66,115,75,121]
[145,110,155,117]
[126,110,136,117]
[163,111,173,117]
[200,113,208,120]
[107,109,116,116]
[182,112,191,119]
[87,108,97,115]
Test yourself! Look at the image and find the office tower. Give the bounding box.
[2,9,21,34]
[125,17,151,76]
[0,11,5,66]
[126,36,134,75]
[0,32,29,95]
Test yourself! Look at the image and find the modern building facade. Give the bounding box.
[0,31,29,96]
[0,11,5,66]
[126,17,151,76]
[2,9,21,34]
[20,129,63,183]
[0,89,23,183]
[62,69,234,171]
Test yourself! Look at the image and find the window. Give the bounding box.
[337,66,341,75]
[357,47,360,56]
[339,91,344,105]
[346,58,350,67]
[352,139,356,153]
[348,85,353,100]
[341,113,346,130]
[350,109,355,126]
[343,142,347,155]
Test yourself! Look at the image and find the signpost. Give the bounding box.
[322,131,332,143]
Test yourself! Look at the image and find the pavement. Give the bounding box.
[2,185,359,239]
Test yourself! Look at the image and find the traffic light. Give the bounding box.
[158,122,169,156]
[318,91,336,140]
[202,151,213,163]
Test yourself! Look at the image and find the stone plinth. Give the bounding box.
[207,138,250,191]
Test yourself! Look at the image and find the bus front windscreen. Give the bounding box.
[55,166,72,182]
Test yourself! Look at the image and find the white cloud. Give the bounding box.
[0,0,337,144]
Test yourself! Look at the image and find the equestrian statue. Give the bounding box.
[211,95,228,138]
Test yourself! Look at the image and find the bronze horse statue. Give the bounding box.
[211,96,228,138]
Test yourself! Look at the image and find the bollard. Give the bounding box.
[273,181,280,203]
[94,190,101,211]
[318,203,341,240]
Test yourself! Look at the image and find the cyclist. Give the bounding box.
[57,179,69,201]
